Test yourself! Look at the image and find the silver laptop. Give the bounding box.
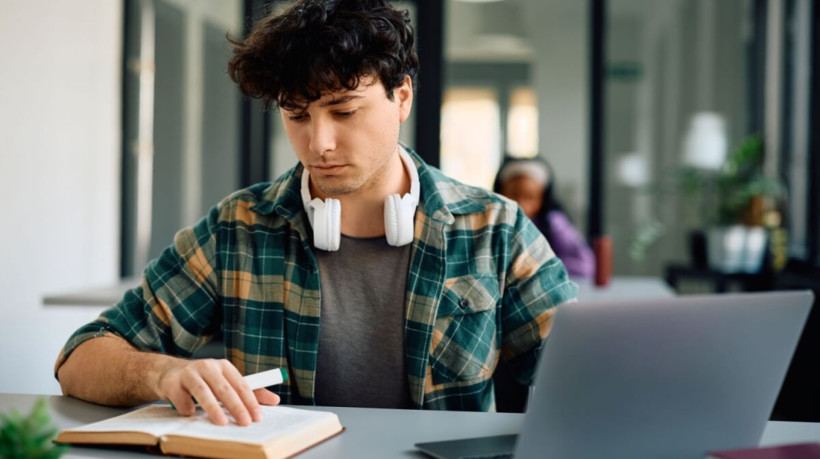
[416,290,813,459]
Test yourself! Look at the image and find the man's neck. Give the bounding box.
[337,150,409,238]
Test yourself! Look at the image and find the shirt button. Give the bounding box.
[458,299,470,309]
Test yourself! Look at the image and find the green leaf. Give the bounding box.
[0,398,68,459]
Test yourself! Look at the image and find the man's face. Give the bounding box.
[280,76,413,199]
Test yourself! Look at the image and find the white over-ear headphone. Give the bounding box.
[300,147,420,251]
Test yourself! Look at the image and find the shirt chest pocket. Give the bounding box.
[430,274,500,385]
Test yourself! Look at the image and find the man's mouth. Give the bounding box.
[312,164,347,175]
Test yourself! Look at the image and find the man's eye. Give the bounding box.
[335,110,355,118]
[288,114,309,122]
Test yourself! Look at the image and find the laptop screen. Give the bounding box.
[417,291,813,459]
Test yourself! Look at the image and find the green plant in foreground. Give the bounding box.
[0,398,68,459]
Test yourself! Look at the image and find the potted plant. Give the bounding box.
[628,133,786,274]
[0,398,68,459]
[677,134,785,273]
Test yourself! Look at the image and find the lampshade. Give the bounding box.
[616,152,649,188]
[682,112,727,170]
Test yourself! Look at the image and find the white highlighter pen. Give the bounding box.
[244,367,288,390]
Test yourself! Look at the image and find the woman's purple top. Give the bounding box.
[543,210,596,278]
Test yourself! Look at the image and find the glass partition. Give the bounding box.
[121,0,243,276]
[604,0,764,277]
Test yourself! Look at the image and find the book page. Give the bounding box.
[169,406,338,444]
[64,404,192,437]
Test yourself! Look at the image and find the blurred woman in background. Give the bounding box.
[493,156,595,278]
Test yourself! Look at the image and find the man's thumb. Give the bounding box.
[254,388,281,405]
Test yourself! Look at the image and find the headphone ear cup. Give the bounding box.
[385,193,415,247]
[311,198,341,251]
[396,194,415,245]
[384,194,401,246]
[326,199,341,251]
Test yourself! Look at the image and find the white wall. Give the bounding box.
[0,0,122,394]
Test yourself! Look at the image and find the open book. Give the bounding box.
[55,404,344,459]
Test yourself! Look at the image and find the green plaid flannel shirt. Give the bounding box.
[56,149,578,411]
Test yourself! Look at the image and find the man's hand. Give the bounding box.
[56,337,281,428]
[155,358,281,426]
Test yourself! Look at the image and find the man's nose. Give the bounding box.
[309,118,336,155]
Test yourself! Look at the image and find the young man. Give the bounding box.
[55,0,577,426]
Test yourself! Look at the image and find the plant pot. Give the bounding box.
[706,225,768,274]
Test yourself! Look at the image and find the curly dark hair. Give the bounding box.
[227,0,418,111]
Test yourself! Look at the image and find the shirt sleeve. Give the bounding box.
[547,210,596,278]
[500,206,578,385]
[54,206,223,377]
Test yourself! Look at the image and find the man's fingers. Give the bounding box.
[167,389,196,417]
[206,372,253,426]
[186,376,228,425]
[157,358,272,426]
[222,367,263,423]
[210,381,251,426]
[189,359,249,426]
[254,388,281,406]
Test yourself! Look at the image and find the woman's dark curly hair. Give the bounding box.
[228,0,418,111]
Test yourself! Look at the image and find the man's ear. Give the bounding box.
[397,75,413,123]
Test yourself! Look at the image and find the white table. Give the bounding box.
[575,275,675,302]
[43,276,675,307]
[1,394,817,458]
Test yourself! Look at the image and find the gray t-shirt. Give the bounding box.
[313,235,414,408]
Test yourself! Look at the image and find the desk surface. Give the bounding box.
[2,394,817,458]
[574,275,675,302]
